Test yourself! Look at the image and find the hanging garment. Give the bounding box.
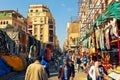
[95,28,101,49]
[28,45,34,59]
[88,36,92,49]
[111,18,118,37]
[105,29,111,49]
[99,29,105,50]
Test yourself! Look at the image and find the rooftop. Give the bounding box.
[0,10,24,18]
[29,4,48,9]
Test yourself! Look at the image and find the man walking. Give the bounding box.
[69,60,75,80]
[58,59,71,80]
[25,56,48,80]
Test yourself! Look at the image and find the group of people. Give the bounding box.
[87,55,108,80]
[25,47,108,80]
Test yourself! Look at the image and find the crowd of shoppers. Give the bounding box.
[25,47,108,80]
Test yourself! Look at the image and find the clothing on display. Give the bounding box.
[99,29,105,50]
[95,28,101,49]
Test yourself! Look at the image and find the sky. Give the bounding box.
[0,0,78,48]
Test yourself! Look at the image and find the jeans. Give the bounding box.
[76,64,80,72]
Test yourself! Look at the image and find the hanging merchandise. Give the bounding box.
[0,58,11,76]
[88,36,92,49]
[110,18,118,38]
[1,55,25,71]
[99,28,105,50]
[0,30,9,54]
[95,27,101,49]
[105,28,111,49]
[86,38,89,48]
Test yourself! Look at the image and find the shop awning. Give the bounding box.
[94,2,120,27]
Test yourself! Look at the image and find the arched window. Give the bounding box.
[6,21,8,24]
[0,21,2,24]
[3,21,5,24]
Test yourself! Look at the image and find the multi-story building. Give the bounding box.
[0,10,27,32]
[66,22,79,49]
[27,5,56,48]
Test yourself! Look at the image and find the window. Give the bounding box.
[34,18,37,22]
[3,21,5,24]
[43,9,46,12]
[40,25,43,28]
[40,18,43,22]
[30,13,32,16]
[30,10,33,12]
[36,13,39,16]
[1,21,2,24]
[49,36,53,42]
[48,19,53,24]
[49,25,53,28]
[6,21,8,24]
[49,30,53,35]
[36,10,38,12]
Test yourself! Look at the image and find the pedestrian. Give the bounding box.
[76,56,81,72]
[71,51,75,63]
[58,59,71,80]
[98,61,108,80]
[88,61,100,80]
[82,55,88,69]
[69,60,75,80]
[40,56,49,77]
[25,56,48,80]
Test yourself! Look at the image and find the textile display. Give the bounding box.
[105,28,111,49]
[110,18,118,37]
[99,29,105,50]
[88,36,92,49]
[95,27,101,49]
[1,55,25,71]
[0,30,9,53]
[0,58,11,76]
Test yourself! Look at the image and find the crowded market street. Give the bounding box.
[1,0,120,80]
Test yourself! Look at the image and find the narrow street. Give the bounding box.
[49,71,87,80]
[1,64,87,80]
[5,71,87,80]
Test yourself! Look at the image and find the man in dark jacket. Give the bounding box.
[58,59,71,80]
[69,60,75,80]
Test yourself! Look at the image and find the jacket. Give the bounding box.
[58,65,71,80]
[25,61,48,80]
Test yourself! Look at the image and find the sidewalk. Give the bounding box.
[0,71,25,80]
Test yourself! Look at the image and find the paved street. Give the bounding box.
[49,71,87,80]
[1,69,87,80]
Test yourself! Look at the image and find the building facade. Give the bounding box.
[27,5,56,48]
[65,22,79,50]
[0,10,27,32]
